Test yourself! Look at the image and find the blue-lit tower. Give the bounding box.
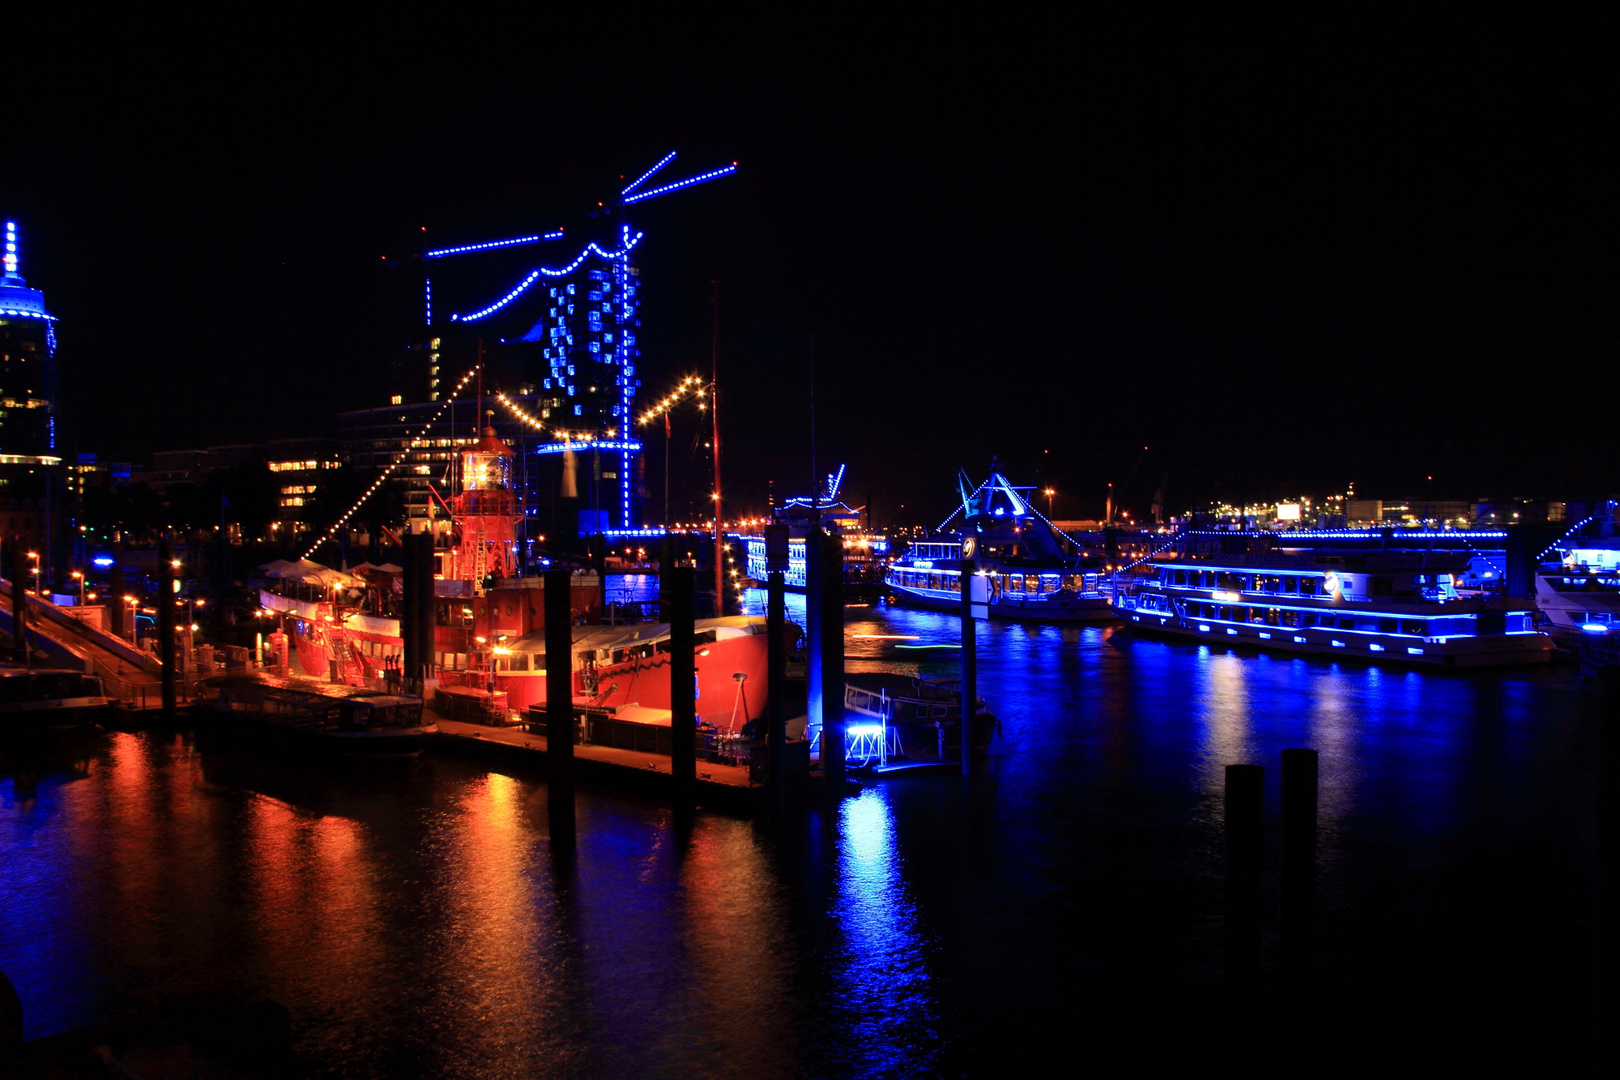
[422,153,735,533]
[0,220,58,456]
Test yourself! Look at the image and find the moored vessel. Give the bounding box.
[0,668,115,733]
[885,467,1113,622]
[212,675,436,756]
[1112,533,1553,667]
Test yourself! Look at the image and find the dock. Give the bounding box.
[427,711,780,810]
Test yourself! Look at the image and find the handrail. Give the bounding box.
[1,578,161,676]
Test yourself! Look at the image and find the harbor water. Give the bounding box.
[0,583,1603,1077]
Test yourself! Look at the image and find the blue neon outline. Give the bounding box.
[623,164,737,204]
[622,151,677,195]
[424,231,565,259]
[452,228,645,322]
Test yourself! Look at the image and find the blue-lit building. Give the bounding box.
[385,153,734,540]
[0,219,63,551]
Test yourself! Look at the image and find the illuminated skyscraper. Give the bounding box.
[0,219,63,553]
[0,220,57,456]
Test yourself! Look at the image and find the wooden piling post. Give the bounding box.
[8,544,28,666]
[1280,748,1318,982]
[1224,763,1264,988]
[958,544,977,777]
[767,566,787,800]
[158,535,177,716]
[819,533,845,793]
[666,566,696,807]
[1598,667,1620,1065]
[545,569,575,844]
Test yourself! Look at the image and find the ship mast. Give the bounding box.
[711,281,724,611]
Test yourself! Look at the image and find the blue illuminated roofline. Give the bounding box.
[531,440,642,455]
[0,308,54,320]
[452,227,644,322]
[425,231,564,258]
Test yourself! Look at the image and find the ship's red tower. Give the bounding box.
[445,427,519,593]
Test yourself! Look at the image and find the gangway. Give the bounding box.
[0,577,168,705]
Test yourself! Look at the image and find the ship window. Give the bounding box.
[1371,577,1393,597]
[1299,579,1318,596]
[1338,618,1355,630]
[1174,571,1187,586]
[1402,620,1425,635]
[1301,614,1318,627]
[1265,608,1280,626]
[1282,610,1300,627]
[1283,577,1298,593]
[1377,618,1397,633]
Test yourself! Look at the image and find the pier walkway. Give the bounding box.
[428,711,767,809]
[0,579,171,706]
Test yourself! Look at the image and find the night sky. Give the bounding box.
[7,11,1615,525]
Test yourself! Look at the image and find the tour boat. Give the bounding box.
[1111,537,1553,667]
[884,468,1113,622]
[740,465,890,598]
[0,668,115,733]
[212,675,437,757]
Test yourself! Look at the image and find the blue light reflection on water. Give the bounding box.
[0,588,1601,1076]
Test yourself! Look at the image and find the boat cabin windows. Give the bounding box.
[1299,578,1318,596]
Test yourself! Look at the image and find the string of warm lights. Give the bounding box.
[302,367,481,559]
[493,392,615,441]
[636,375,708,426]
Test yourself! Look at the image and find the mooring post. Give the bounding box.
[1224,763,1265,988]
[819,533,845,793]
[158,535,177,717]
[415,531,436,689]
[402,533,421,685]
[8,544,28,666]
[666,565,696,808]
[1598,667,1620,1066]
[1280,748,1319,982]
[767,566,787,800]
[545,569,575,844]
[959,545,978,777]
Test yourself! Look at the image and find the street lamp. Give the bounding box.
[1043,488,1055,517]
[71,570,85,605]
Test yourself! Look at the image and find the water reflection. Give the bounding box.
[0,596,1599,1076]
[827,789,940,1078]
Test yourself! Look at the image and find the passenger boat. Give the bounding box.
[884,468,1113,622]
[1530,515,1620,648]
[212,675,436,756]
[1112,535,1553,668]
[1533,567,1620,648]
[0,668,115,733]
[740,464,890,598]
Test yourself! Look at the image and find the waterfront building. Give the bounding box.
[0,220,64,555]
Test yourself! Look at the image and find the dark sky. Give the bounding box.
[7,10,1616,525]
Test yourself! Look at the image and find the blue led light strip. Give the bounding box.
[621,151,677,196]
[623,164,737,204]
[424,231,564,259]
[453,227,645,322]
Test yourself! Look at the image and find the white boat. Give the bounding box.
[1112,544,1553,668]
[884,468,1113,622]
